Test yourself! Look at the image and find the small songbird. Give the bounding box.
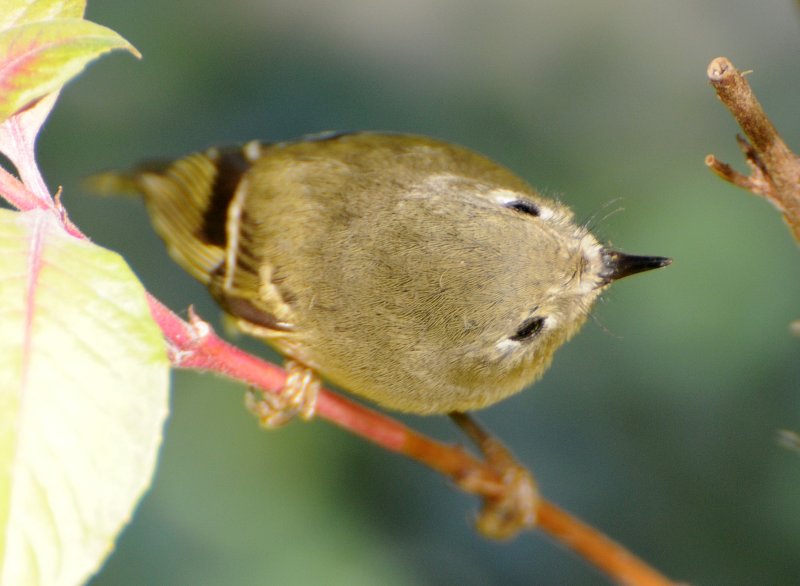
[91,132,670,423]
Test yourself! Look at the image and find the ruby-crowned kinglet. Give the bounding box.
[93,132,669,417]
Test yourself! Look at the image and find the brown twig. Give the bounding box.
[537,502,679,586]
[706,56,800,241]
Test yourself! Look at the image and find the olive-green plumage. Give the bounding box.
[95,132,669,414]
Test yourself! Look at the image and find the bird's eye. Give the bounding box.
[505,199,540,217]
[510,316,546,341]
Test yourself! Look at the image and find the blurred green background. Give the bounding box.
[38,0,800,584]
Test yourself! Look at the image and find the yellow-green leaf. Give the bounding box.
[0,18,140,123]
[0,208,169,586]
[0,0,85,30]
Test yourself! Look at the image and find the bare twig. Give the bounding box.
[706,56,800,241]
[538,502,679,586]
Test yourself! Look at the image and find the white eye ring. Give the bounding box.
[494,316,553,353]
[495,338,520,354]
[489,189,553,220]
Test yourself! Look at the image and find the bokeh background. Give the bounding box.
[37,0,800,584]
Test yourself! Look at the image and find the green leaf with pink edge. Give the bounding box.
[0,208,169,586]
[0,16,140,124]
[1,0,86,30]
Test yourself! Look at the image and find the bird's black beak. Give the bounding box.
[599,249,671,285]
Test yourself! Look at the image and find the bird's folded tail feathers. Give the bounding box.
[84,151,239,285]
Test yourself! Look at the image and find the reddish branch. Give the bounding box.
[706,56,800,241]
[148,296,678,586]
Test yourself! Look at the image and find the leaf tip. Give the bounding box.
[126,43,142,60]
